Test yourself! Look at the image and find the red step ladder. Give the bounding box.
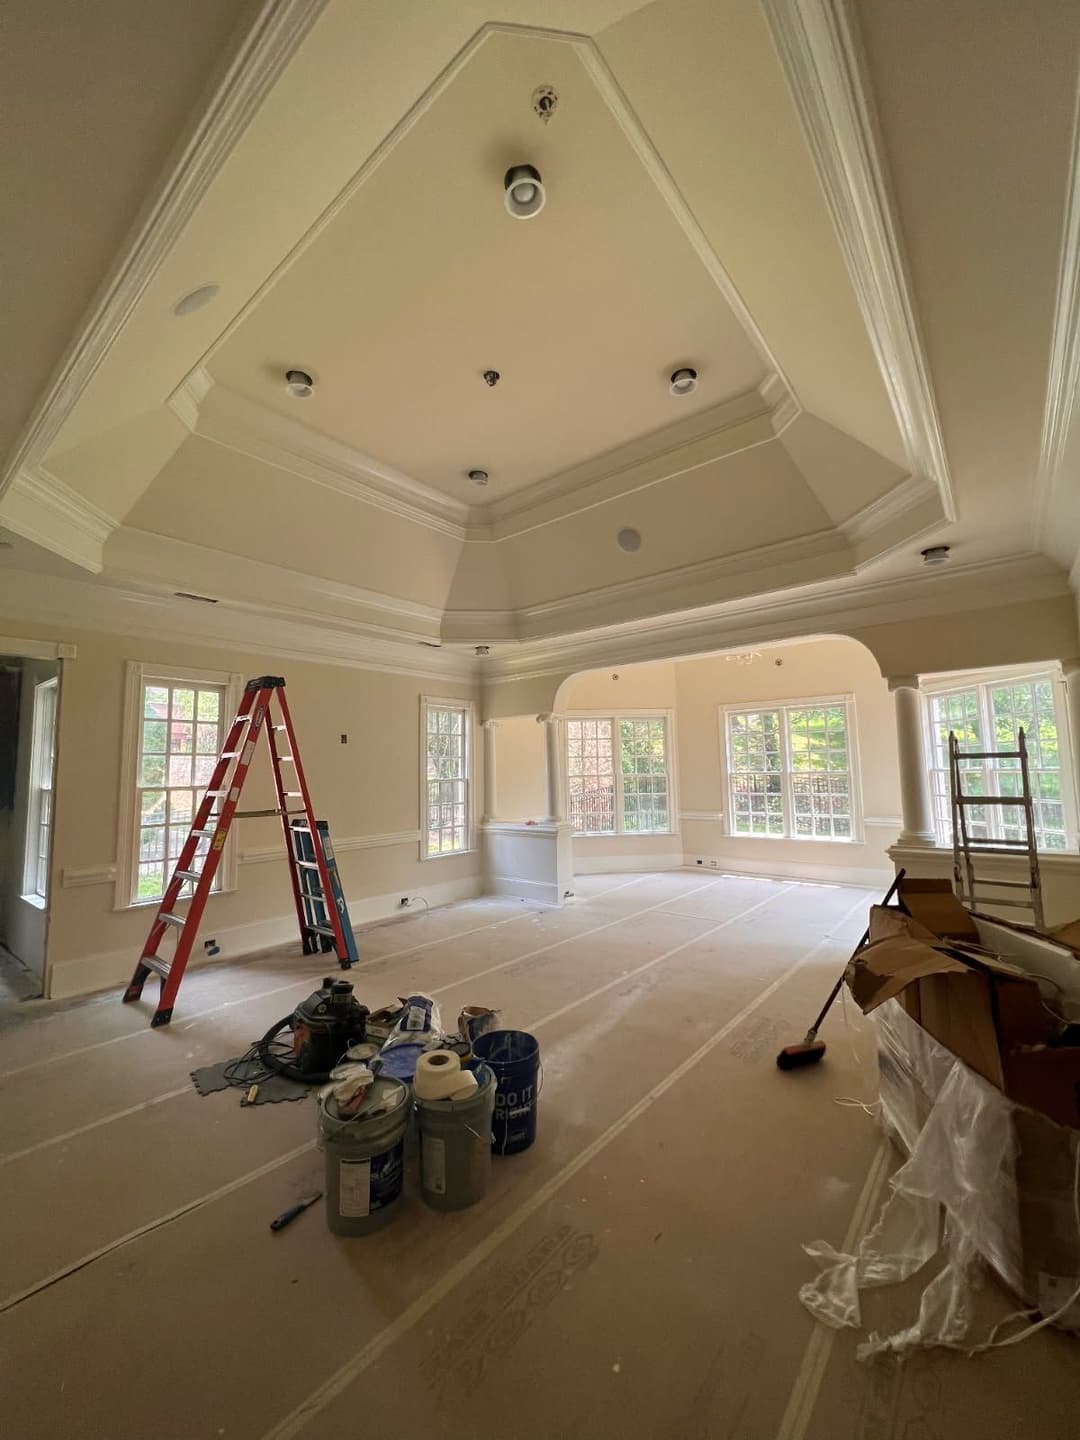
[122,676,352,1028]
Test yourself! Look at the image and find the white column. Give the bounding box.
[1061,660,1080,828]
[888,675,936,846]
[482,719,499,823]
[537,713,564,823]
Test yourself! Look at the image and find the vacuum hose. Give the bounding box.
[256,1014,336,1085]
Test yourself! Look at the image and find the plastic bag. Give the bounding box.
[376,994,443,1081]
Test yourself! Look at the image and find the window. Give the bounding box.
[116,664,241,909]
[925,671,1073,851]
[422,699,473,857]
[566,714,673,835]
[723,699,856,840]
[23,677,58,902]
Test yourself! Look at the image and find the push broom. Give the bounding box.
[775,870,905,1070]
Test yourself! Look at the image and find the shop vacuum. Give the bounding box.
[257,977,369,1085]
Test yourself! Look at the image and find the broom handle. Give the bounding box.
[806,869,905,1039]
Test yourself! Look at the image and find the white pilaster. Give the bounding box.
[482,719,498,823]
[1061,659,1080,829]
[537,712,564,824]
[887,674,936,847]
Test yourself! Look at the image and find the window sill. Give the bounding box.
[19,893,47,911]
[420,847,479,863]
[727,833,859,846]
[573,830,680,839]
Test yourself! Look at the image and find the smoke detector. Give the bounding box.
[921,544,951,567]
[504,164,546,219]
[173,283,220,317]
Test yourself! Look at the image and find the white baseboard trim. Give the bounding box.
[490,875,562,906]
[682,854,892,889]
[47,873,484,1000]
[573,854,683,875]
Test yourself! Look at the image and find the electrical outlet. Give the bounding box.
[708,859,719,869]
[696,858,703,865]
[399,896,410,907]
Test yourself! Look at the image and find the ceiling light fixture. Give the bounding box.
[504,164,545,220]
[617,527,642,553]
[468,469,490,486]
[172,283,220,317]
[921,544,951,567]
[284,368,314,398]
[669,366,698,396]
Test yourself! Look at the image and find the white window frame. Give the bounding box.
[420,696,476,860]
[920,663,1078,851]
[720,694,863,843]
[22,676,59,905]
[115,662,243,910]
[565,710,678,837]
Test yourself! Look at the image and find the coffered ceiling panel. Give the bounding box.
[209,29,766,503]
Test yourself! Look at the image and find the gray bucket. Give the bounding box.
[318,1075,409,1235]
[415,1063,496,1212]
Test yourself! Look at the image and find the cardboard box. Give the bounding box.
[847,878,1080,1128]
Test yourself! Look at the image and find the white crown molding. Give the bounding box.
[240,829,421,865]
[0,0,328,495]
[0,566,478,685]
[1034,74,1080,567]
[169,369,469,540]
[482,552,1068,685]
[0,467,117,572]
[761,0,954,519]
[107,525,444,642]
[443,528,852,642]
[837,473,938,545]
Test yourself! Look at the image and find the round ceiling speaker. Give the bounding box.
[921,544,951,567]
[172,283,220,317]
[669,366,698,396]
[617,527,642,553]
[504,164,546,220]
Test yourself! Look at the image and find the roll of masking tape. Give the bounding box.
[413,1048,462,1100]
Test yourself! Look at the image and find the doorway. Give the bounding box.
[0,654,60,1000]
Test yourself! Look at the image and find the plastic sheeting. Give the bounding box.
[799,1000,1080,1358]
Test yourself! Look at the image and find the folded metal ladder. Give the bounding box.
[123,675,354,1028]
[949,726,1045,931]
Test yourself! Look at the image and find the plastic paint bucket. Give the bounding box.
[415,1063,496,1210]
[318,1075,409,1235]
[471,1030,541,1155]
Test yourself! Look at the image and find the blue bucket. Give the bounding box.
[472,1029,541,1155]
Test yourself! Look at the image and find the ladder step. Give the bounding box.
[283,791,303,798]
[954,750,1022,761]
[295,860,321,870]
[190,828,217,838]
[278,755,295,763]
[957,843,1034,857]
[955,795,1028,807]
[964,879,1034,890]
[204,789,229,797]
[159,913,186,929]
[968,895,1037,910]
[272,725,288,731]
[143,955,171,979]
[306,924,337,938]
[174,869,202,883]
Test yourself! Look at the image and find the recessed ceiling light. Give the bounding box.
[467,469,490,486]
[285,368,314,398]
[504,164,545,220]
[669,366,698,396]
[921,544,951,566]
[172,283,220,317]
[617,527,642,553]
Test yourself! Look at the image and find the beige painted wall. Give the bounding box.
[675,637,900,882]
[0,617,481,998]
[491,715,546,820]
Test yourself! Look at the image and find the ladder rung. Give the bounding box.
[159,913,186,929]
[283,792,303,798]
[142,955,171,979]
[962,878,1034,890]
[190,828,217,838]
[232,714,253,726]
[295,860,321,870]
[967,895,1037,910]
[174,869,202,883]
[220,751,241,760]
[204,789,229,797]
[954,795,1028,807]
[958,843,1035,857]
[234,808,284,818]
[290,821,312,831]
[278,755,295,763]
[306,924,337,937]
[272,725,288,731]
